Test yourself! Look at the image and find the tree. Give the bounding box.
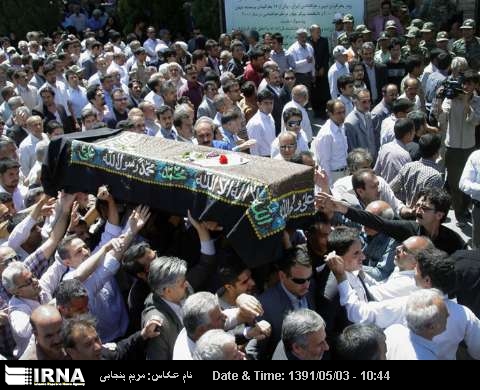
[117,0,221,39]
[0,0,64,41]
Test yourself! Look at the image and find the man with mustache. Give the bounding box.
[317,187,466,255]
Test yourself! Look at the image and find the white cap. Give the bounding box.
[332,45,347,57]
[333,13,343,23]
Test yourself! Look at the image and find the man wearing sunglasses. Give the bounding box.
[246,246,314,360]
[271,107,309,159]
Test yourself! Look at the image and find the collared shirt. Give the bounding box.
[385,324,439,360]
[0,183,28,212]
[337,283,480,360]
[144,91,165,109]
[312,119,348,184]
[270,130,309,158]
[338,94,354,116]
[270,49,296,74]
[172,327,196,360]
[15,85,40,111]
[362,233,398,282]
[332,174,406,216]
[287,41,315,75]
[380,114,397,145]
[390,158,444,207]
[145,119,161,137]
[374,138,412,184]
[18,133,49,178]
[157,127,178,141]
[328,61,350,98]
[162,298,184,325]
[440,95,480,149]
[220,127,239,150]
[280,282,308,310]
[246,111,276,156]
[460,150,480,201]
[66,85,88,119]
[368,268,418,301]
[64,251,128,343]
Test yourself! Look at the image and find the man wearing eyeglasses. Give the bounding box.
[246,246,315,360]
[316,187,467,255]
[105,88,129,129]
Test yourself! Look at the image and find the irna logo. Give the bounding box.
[5,365,85,386]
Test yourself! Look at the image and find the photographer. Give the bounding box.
[435,70,480,224]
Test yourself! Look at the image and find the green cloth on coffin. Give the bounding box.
[43,130,315,267]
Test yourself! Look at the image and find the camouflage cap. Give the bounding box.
[343,14,354,23]
[436,31,449,42]
[409,19,424,29]
[377,32,389,41]
[405,27,421,39]
[355,24,371,34]
[337,33,349,46]
[385,20,397,29]
[460,19,475,29]
[420,22,435,33]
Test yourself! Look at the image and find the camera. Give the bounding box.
[439,76,464,99]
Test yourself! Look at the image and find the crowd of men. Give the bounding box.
[0,0,479,360]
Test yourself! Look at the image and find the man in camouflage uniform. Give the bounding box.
[336,14,355,49]
[402,27,428,63]
[435,31,455,58]
[452,19,480,71]
[420,22,437,55]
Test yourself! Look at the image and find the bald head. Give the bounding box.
[31,305,62,329]
[402,236,434,252]
[365,200,394,219]
[30,305,65,359]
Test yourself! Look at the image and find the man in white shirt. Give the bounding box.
[326,248,480,360]
[385,289,448,360]
[246,89,276,156]
[311,99,348,185]
[460,150,480,248]
[367,235,433,301]
[18,116,49,179]
[287,29,315,93]
[328,45,350,99]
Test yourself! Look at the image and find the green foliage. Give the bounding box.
[192,0,221,38]
[117,0,221,39]
[0,0,64,39]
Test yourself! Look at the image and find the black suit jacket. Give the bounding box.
[266,85,283,135]
[6,125,28,146]
[32,103,76,133]
[142,293,184,360]
[246,282,315,360]
[451,249,480,317]
[363,63,388,104]
[308,36,330,71]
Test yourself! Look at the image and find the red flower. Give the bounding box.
[219,155,229,165]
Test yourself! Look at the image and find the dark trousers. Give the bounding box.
[445,147,475,219]
[473,201,480,249]
[295,72,313,94]
[311,75,331,118]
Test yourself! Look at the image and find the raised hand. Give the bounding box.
[128,205,151,234]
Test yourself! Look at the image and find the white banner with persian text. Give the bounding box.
[224,0,365,46]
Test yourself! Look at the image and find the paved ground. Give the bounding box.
[308,109,473,248]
